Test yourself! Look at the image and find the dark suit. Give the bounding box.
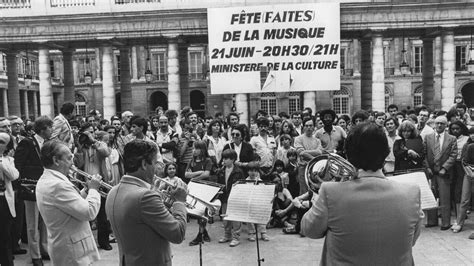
[217,165,245,203]
[423,131,457,227]
[106,175,186,266]
[222,142,254,164]
[14,137,43,186]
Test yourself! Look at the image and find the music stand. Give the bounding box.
[224,180,275,266]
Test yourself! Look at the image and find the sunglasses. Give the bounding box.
[231,133,241,137]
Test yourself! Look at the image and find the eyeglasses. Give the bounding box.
[304,124,314,127]
[231,133,241,137]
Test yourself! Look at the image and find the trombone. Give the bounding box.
[153,175,222,221]
[69,166,113,197]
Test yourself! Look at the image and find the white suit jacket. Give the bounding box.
[36,168,101,266]
[0,155,19,217]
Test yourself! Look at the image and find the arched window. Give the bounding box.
[413,86,423,107]
[385,86,393,109]
[260,92,277,116]
[288,92,300,114]
[333,87,350,115]
[75,93,87,116]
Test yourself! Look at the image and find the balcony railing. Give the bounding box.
[0,0,31,9]
[115,0,161,4]
[50,0,95,8]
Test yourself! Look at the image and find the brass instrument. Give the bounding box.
[70,166,112,197]
[305,153,357,194]
[153,176,223,222]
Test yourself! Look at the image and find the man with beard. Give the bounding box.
[155,115,179,164]
[249,117,277,181]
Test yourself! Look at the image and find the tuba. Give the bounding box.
[305,153,357,194]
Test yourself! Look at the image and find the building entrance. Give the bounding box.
[190,90,206,118]
[150,91,168,115]
[461,82,474,108]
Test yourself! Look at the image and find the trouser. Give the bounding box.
[295,206,309,233]
[24,200,48,260]
[97,197,111,247]
[451,161,464,204]
[247,223,266,235]
[0,197,14,266]
[11,191,25,249]
[457,174,473,226]
[222,203,241,240]
[297,165,308,195]
[426,174,451,227]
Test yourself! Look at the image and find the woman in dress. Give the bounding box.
[393,120,424,172]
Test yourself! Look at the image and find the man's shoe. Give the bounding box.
[440,225,452,231]
[424,224,438,228]
[469,233,474,240]
[202,230,211,242]
[261,233,270,241]
[32,258,43,266]
[218,237,231,243]
[451,224,462,233]
[229,239,240,247]
[41,254,50,260]
[99,244,113,251]
[13,248,27,255]
[248,235,256,242]
[283,226,298,234]
[189,236,202,246]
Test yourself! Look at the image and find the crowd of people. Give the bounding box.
[0,95,474,265]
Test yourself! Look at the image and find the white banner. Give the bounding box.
[207,3,340,94]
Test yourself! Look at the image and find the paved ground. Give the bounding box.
[15,215,474,266]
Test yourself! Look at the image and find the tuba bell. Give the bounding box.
[305,153,357,194]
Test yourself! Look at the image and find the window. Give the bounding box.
[152,52,167,81]
[188,48,203,80]
[333,87,350,115]
[75,93,87,116]
[456,46,467,71]
[116,55,121,82]
[260,92,277,116]
[385,86,393,109]
[340,48,346,69]
[50,60,55,78]
[413,86,423,107]
[413,46,423,74]
[288,92,300,114]
[1,53,6,72]
[21,57,28,75]
[77,58,95,83]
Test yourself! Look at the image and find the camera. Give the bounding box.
[78,133,95,147]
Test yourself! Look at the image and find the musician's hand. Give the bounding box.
[275,210,285,217]
[170,179,188,203]
[88,174,102,191]
[439,168,446,177]
[292,198,302,208]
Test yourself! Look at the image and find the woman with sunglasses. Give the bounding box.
[222,124,254,174]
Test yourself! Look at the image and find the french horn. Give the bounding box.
[305,153,357,194]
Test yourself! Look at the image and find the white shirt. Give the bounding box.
[232,142,242,162]
[34,134,45,149]
[435,132,445,149]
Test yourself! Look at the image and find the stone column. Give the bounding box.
[352,39,360,76]
[441,30,455,110]
[6,51,21,116]
[39,48,54,118]
[31,91,38,118]
[22,90,29,118]
[167,41,181,111]
[393,37,402,75]
[2,88,8,117]
[102,46,116,119]
[422,37,435,109]
[63,49,75,103]
[138,46,146,81]
[360,39,372,110]
[95,48,101,83]
[371,33,385,112]
[73,58,78,85]
[119,47,132,111]
[303,92,316,113]
[235,93,249,125]
[131,46,138,81]
[435,36,442,75]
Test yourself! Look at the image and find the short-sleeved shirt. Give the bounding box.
[250,135,277,168]
[314,125,346,152]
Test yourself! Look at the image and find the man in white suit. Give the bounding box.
[36,140,102,266]
[51,102,75,150]
[302,122,424,266]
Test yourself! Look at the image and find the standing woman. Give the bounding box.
[393,121,424,172]
[447,120,469,232]
[204,120,227,166]
[272,115,282,140]
[222,124,254,174]
[185,141,213,246]
[276,120,298,146]
[150,116,160,140]
[0,133,19,266]
[267,116,275,137]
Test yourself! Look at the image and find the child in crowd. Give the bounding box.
[275,134,295,167]
[285,150,300,198]
[270,179,296,229]
[246,162,270,242]
[156,163,180,191]
[271,160,289,188]
[217,149,245,247]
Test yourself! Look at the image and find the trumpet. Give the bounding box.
[153,175,222,222]
[69,166,113,197]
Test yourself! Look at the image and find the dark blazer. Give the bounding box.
[216,165,245,203]
[423,131,457,175]
[222,142,254,163]
[14,136,43,181]
[393,136,425,172]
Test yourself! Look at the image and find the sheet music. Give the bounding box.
[186,181,221,218]
[386,171,437,210]
[225,183,275,224]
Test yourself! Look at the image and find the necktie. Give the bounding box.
[434,134,441,163]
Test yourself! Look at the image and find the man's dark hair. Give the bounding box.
[387,104,399,111]
[255,110,268,118]
[104,125,115,132]
[303,107,313,115]
[256,117,269,127]
[165,109,178,119]
[455,103,467,112]
[123,140,157,173]
[41,140,68,167]
[384,117,399,128]
[60,102,75,116]
[33,116,53,134]
[226,112,240,124]
[69,120,80,128]
[130,116,148,135]
[302,117,314,127]
[221,149,237,161]
[344,122,389,172]
[351,110,369,125]
[185,111,197,120]
[278,112,290,119]
[291,111,302,119]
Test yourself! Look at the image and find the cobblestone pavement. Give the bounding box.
[15,216,474,266]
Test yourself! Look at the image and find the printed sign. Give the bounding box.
[207,3,340,94]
